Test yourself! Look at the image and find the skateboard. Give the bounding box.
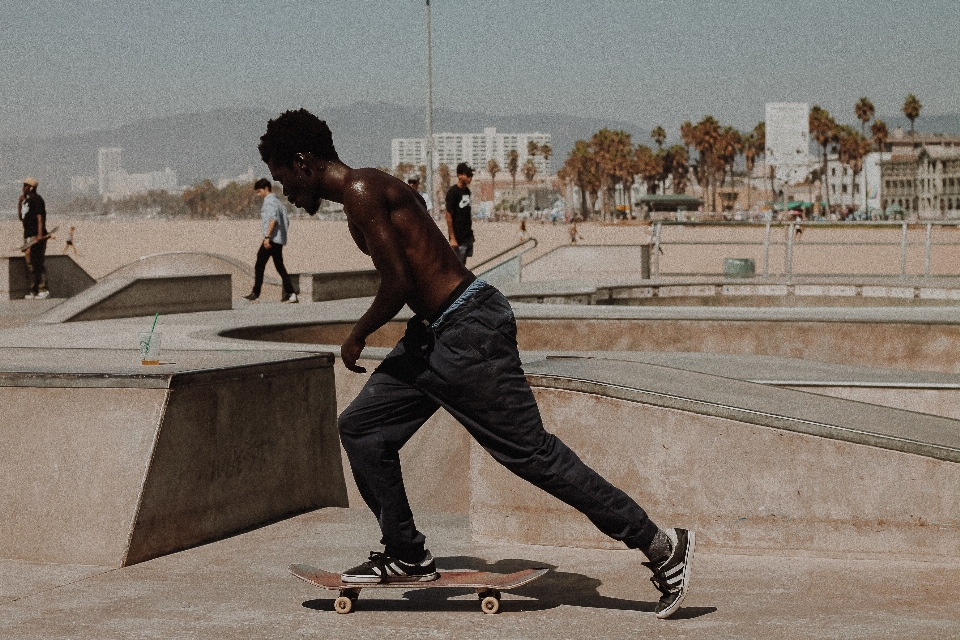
[289,564,548,614]
[18,226,58,252]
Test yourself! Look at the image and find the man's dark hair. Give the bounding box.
[259,108,339,168]
[253,178,272,191]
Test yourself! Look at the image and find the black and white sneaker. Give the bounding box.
[341,550,439,584]
[643,528,695,619]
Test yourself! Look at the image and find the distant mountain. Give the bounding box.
[0,102,647,206]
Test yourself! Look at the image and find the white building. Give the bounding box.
[822,152,882,212]
[765,102,810,184]
[73,147,179,199]
[392,127,552,175]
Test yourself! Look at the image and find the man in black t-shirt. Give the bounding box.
[18,177,50,299]
[444,162,474,265]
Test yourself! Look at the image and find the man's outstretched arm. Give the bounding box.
[341,196,418,373]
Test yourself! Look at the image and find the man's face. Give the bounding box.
[255,187,270,199]
[268,158,322,215]
[22,184,32,196]
[458,173,473,188]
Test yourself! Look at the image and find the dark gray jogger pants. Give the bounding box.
[338,282,659,562]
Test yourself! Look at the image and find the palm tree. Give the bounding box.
[539,144,552,167]
[487,159,501,207]
[393,162,414,180]
[687,116,722,211]
[590,128,634,219]
[742,133,757,209]
[636,144,663,196]
[507,149,520,196]
[855,97,875,213]
[809,106,837,211]
[665,144,689,194]
[651,126,666,150]
[527,140,540,159]
[902,94,922,133]
[560,140,598,220]
[871,119,889,213]
[522,158,538,184]
[836,125,870,212]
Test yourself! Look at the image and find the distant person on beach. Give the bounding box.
[244,178,298,303]
[18,177,50,299]
[519,219,529,241]
[407,176,431,213]
[62,226,78,255]
[257,108,695,619]
[444,162,474,266]
[569,220,582,244]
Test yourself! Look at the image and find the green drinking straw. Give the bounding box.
[145,313,159,349]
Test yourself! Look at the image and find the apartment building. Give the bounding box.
[392,127,552,175]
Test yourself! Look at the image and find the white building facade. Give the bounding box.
[392,127,552,175]
[765,102,811,184]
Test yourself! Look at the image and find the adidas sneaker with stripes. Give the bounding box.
[341,550,439,583]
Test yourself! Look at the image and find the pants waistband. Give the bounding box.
[422,274,479,326]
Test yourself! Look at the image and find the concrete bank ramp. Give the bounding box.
[102,251,285,300]
[0,348,346,567]
[522,244,650,282]
[30,273,232,323]
[3,255,96,300]
[471,356,960,558]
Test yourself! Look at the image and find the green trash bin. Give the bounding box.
[723,258,755,278]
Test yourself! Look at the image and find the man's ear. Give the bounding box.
[295,153,311,176]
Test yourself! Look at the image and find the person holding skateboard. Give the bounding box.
[18,177,51,300]
[244,178,298,303]
[258,109,695,619]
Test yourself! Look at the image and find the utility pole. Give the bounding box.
[424,0,435,215]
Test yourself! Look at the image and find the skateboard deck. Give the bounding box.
[18,226,58,252]
[289,564,548,614]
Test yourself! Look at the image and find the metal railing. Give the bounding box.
[649,221,960,279]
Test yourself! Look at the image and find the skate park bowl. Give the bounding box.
[216,263,960,559]
[0,349,346,567]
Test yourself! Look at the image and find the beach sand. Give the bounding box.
[4,217,960,280]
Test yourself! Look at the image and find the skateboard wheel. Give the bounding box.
[480,595,500,614]
[334,596,354,614]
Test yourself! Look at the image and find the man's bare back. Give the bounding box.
[266,156,471,373]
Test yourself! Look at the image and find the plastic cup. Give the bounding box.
[138,331,161,365]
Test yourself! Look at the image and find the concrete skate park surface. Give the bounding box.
[2,233,960,636]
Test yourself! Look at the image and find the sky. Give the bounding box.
[2,0,959,141]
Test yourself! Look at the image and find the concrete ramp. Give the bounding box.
[522,244,650,282]
[32,274,232,323]
[3,255,96,299]
[0,348,346,567]
[471,357,960,558]
[102,251,286,300]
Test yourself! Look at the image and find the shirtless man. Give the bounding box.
[258,109,695,619]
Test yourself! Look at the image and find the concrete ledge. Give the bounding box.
[309,269,380,302]
[470,357,960,558]
[31,274,232,323]
[3,255,96,300]
[0,348,347,567]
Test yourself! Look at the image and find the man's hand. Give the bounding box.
[341,333,368,374]
[262,237,271,248]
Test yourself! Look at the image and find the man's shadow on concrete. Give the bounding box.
[303,555,715,619]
